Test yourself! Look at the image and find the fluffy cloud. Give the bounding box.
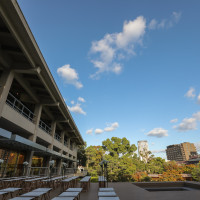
[95,129,104,134]
[173,118,197,132]
[90,16,146,78]
[70,100,75,105]
[151,149,166,153]
[185,87,196,98]
[78,97,86,103]
[68,103,86,115]
[57,64,83,89]
[104,122,119,132]
[146,128,168,138]
[173,111,200,132]
[89,122,119,135]
[197,94,200,104]
[86,128,93,135]
[170,118,178,123]
[193,111,200,121]
[148,11,181,30]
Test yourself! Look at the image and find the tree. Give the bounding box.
[191,163,200,181]
[102,137,137,182]
[77,142,87,166]
[147,157,165,174]
[85,145,105,176]
[102,137,137,157]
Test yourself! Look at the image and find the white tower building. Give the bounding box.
[138,140,149,162]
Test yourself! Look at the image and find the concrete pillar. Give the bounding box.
[24,151,34,176]
[68,138,71,149]
[0,70,14,117]
[49,121,56,149]
[57,158,62,175]
[29,104,42,142]
[43,156,52,176]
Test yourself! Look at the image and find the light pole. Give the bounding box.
[62,162,67,179]
[22,161,29,176]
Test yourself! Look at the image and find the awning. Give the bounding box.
[0,128,75,160]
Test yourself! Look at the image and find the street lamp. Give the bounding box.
[62,162,67,179]
[23,161,29,176]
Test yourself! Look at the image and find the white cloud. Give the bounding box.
[193,111,200,121]
[185,87,196,98]
[197,94,200,104]
[71,100,75,105]
[170,118,178,123]
[86,128,93,135]
[95,129,104,134]
[146,128,168,138]
[148,19,157,30]
[173,117,197,132]
[57,64,83,89]
[148,11,182,30]
[152,149,166,153]
[104,122,119,132]
[68,103,86,115]
[78,97,86,103]
[90,16,146,78]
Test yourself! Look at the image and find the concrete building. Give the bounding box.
[0,0,84,177]
[166,142,197,161]
[138,140,149,162]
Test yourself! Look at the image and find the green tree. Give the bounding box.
[147,157,165,174]
[102,137,137,182]
[85,145,105,176]
[77,142,87,166]
[191,163,200,181]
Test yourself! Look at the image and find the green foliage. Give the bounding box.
[191,163,200,181]
[85,145,105,176]
[147,157,165,174]
[91,177,98,182]
[102,137,137,157]
[102,137,137,182]
[142,176,152,182]
[77,142,87,166]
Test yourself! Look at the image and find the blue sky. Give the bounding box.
[18,0,200,159]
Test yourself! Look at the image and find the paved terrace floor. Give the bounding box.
[48,182,200,200]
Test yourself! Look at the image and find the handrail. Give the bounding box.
[54,133,61,142]
[39,120,51,135]
[6,92,35,122]
[64,140,68,147]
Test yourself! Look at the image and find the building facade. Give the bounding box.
[138,140,149,162]
[0,0,84,177]
[166,142,197,161]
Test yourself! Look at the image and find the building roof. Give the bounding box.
[0,0,84,145]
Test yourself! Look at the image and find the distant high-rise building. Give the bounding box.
[166,142,197,161]
[138,140,149,162]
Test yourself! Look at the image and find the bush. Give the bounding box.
[91,177,98,182]
[142,176,151,182]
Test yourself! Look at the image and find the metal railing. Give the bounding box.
[64,140,68,147]
[54,133,61,142]
[39,120,51,135]
[6,92,35,122]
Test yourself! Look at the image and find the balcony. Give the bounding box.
[6,92,35,122]
[39,120,51,135]
[54,133,61,142]
[64,140,68,147]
